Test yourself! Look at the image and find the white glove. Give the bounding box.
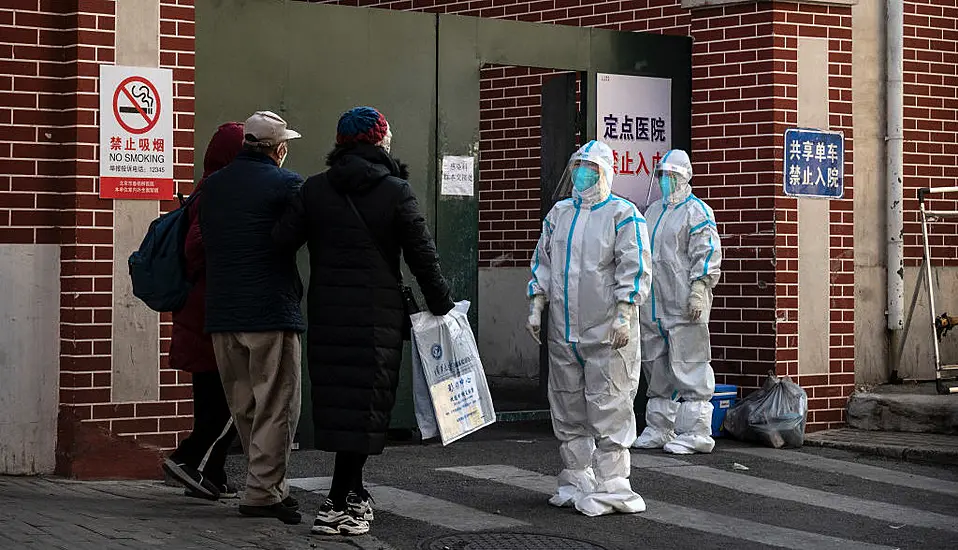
[611,302,632,350]
[526,295,546,344]
[689,279,708,322]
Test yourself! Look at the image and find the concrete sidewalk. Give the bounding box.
[0,477,392,550]
[805,428,958,465]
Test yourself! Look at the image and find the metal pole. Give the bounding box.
[919,200,943,372]
[886,0,905,380]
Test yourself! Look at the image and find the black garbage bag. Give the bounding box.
[724,373,809,448]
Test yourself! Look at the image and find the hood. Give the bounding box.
[325,142,409,194]
[555,140,615,206]
[202,122,245,180]
[656,149,693,205]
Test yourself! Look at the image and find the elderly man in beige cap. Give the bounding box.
[198,110,305,524]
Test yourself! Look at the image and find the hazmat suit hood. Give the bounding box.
[554,140,616,207]
[650,149,693,205]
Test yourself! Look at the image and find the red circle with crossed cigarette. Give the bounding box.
[112,76,162,135]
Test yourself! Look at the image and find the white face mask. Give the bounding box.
[379,126,392,154]
[277,143,288,167]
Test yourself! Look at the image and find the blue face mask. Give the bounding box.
[572,166,600,192]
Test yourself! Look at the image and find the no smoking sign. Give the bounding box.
[99,65,174,200]
[113,76,162,135]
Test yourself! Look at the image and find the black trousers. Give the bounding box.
[169,370,237,486]
[328,451,368,509]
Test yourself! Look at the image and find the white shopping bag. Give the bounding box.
[410,301,496,445]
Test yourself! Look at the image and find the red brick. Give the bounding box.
[159,417,192,432]
[93,404,135,420]
[62,387,111,405]
[112,418,159,435]
[136,402,178,418]
[133,432,177,449]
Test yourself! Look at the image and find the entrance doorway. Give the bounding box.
[195,0,691,445]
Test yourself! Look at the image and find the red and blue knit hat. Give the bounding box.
[336,106,389,146]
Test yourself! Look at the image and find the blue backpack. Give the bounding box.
[128,193,199,312]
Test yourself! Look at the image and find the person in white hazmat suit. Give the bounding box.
[632,149,722,455]
[526,140,652,517]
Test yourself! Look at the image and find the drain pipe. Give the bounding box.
[886,0,905,381]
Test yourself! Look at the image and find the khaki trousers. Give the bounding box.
[212,331,302,506]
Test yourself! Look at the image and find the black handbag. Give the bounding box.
[342,192,420,339]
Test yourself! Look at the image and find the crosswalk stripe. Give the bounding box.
[631,452,958,533]
[438,465,898,550]
[289,477,527,532]
[727,446,958,497]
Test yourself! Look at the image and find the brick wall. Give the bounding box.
[57,0,119,450]
[1,0,196,468]
[685,3,779,392]
[767,2,855,428]
[903,0,958,267]
[478,65,561,269]
[157,0,197,446]
[0,0,76,245]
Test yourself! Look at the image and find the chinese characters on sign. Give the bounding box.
[441,155,475,197]
[99,65,174,200]
[430,372,485,439]
[596,73,672,211]
[783,128,844,199]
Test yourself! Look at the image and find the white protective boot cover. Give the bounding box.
[664,400,715,454]
[633,396,680,449]
[550,467,598,508]
[575,440,645,516]
[550,436,598,507]
[576,477,646,517]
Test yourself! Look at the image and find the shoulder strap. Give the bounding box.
[342,192,404,284]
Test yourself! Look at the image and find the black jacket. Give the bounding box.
[273,143,454,455]
[200,149,305,334]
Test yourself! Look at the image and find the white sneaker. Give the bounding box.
[311,499,370,536]
[347,490,374,521]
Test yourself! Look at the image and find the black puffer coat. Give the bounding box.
[273,143,454,455]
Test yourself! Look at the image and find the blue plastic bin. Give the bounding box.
[711,384,738,437]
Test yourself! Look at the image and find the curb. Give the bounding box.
[804,437,958,466]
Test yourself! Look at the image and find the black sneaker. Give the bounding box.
[311,498,369,536]
[162,459,219,500]
[347,490,374,522]
[239,502,301,525]
[282,495,299,510]
[186,480,238,500]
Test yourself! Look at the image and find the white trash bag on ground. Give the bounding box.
[411,301,496,445]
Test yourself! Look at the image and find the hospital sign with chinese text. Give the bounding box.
[783,128,844,199]
[596,73,672,211]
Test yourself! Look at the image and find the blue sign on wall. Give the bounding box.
[783,128,845,199]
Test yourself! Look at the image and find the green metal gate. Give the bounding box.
[196,0,691,445]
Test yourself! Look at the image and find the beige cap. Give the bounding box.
[243,110,302,146]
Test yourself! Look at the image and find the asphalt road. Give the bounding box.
[226,420,958,550]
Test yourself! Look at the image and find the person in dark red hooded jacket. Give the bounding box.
[164,122,245,501]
